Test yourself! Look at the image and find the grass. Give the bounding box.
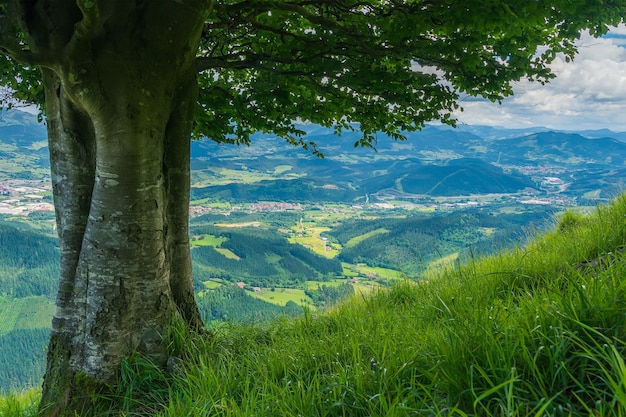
[345,228,389,248]
[288,225,340,258]
[0,297,25,335]
[213,247,241,260]
[0,295,53,335]
[6,194,626,416]
[202,280,222,290]
[248,287,313,307]
[14,296,54,329]
[190,234,226,247]
[0,389,39,416]
[352,263,407,281]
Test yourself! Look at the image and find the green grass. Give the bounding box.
[214,247,241,260]
[160,194,626,416]
[248,288,313,307]
[341,262,360,277]
[202,280,223,289]
[288,226,339,257]
[0,389,39,416]
[0,296,54,336]
[352,263,406,280]
[190,234,226,247]
[6,194,626,416]
[14,296,54,329]
[341,263,405,282]
[345,228,389,248]
[0,297,26,336]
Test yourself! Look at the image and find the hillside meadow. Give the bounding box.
[3,194,626,416]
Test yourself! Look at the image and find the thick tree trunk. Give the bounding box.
[31,3,210,415]
[40,68,204,415]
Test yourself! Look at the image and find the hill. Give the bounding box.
[190,119,626,202]
[5,108,626,205]
[6,190,626,416]
[5,108,626,393]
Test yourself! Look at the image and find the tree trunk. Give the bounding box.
[32,3,210,415]
[40,69,204,416]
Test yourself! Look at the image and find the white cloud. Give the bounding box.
[454,25,626,131]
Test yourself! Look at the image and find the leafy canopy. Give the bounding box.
[1,0,624,150]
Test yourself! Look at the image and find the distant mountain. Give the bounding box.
[487,132,626,165]
[191,125,626,201]
[191,178,360,203]
[358,157,534,197]
[5,108,626,201]
[398,158,534,196]
[0,110,49,178]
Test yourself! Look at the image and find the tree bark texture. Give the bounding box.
[22,2,211,415]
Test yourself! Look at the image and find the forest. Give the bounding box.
[0,202,559,392]
[3,103,626,397]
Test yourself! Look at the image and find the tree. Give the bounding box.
[0,1,623,415]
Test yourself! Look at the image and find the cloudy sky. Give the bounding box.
[453,25,626,132]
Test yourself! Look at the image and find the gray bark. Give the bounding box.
[25,3,211,415]
[40,69,204,415]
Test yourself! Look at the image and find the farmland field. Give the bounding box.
[345,228,389,248]
[249,288,313,307]
[0,297,24,336]
[191,234,226,247]
[0,296,53,336]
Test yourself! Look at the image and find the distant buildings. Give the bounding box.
[248,202,302,212]
[0,180,53,215]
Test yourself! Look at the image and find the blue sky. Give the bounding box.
[454,25,626,132]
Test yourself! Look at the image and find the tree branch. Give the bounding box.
[64,0,103,59]
[0,1,53,66]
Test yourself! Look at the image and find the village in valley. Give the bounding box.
[0,172,578,220]
[0,179,54,216]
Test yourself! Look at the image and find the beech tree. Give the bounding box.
[0,1,623,415]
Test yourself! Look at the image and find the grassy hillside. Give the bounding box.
[6,195,626,415]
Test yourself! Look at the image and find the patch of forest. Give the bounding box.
[0,223,58,299]
[191,225,343,288]
[0,204,558,391]
[0,328,49,393]
[328,208,554,276]
[191,178,360,203]
[197,286,303,323]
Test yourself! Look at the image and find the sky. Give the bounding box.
[453,25,626,132]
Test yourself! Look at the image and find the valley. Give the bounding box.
[2,108,626,391]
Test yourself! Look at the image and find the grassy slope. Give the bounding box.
[5,196,626,416]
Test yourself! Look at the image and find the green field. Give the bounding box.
[202,280,222,289]
[0,296,53,336]
[192,167,285,187]
[345,227,389,248]
[190,234,226,247]
[341,262,403,280]
[304,279,351,290]
[288,225,339,258]
[214,247,240,260]
[248,288,313,307]
[352,264,407,280]
[15,297,53,329]
[0,297,24,336]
